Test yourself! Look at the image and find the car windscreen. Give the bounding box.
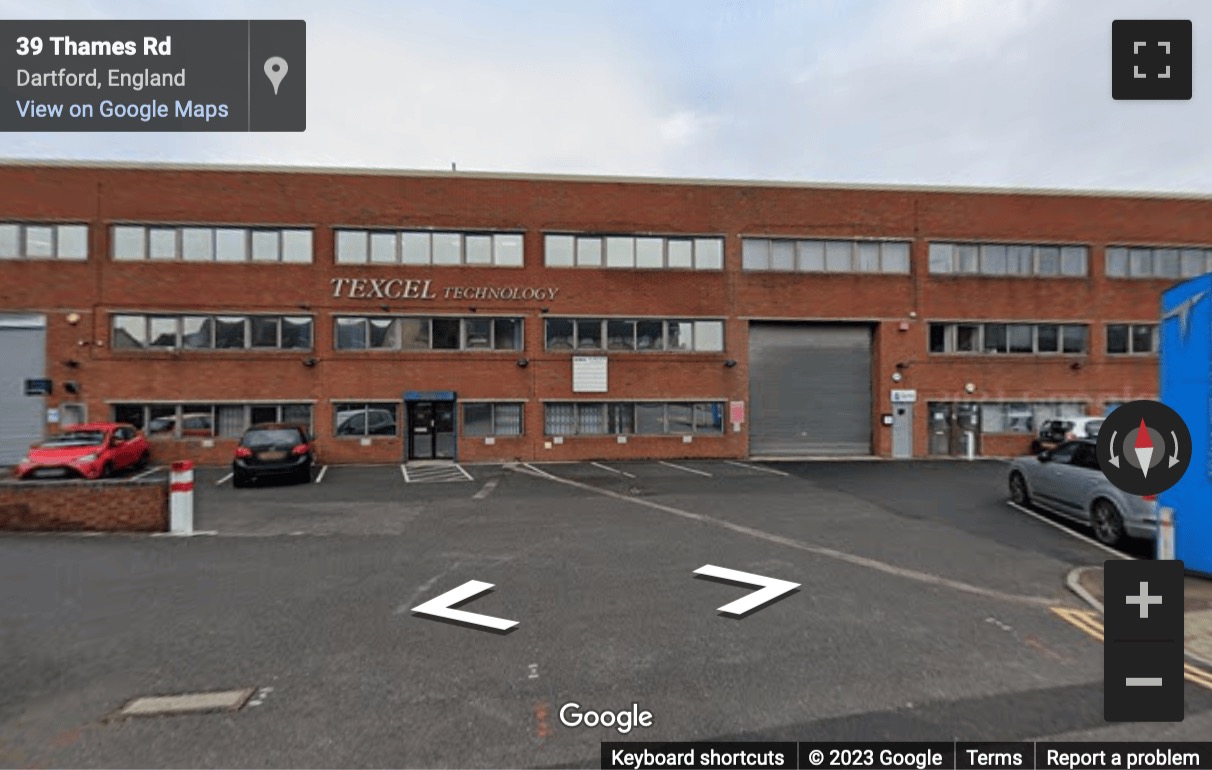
[40,431,106,447]
[240,429,302,448]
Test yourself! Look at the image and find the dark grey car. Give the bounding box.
[1007,439,1156,547]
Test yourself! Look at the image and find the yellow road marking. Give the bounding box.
[1050,607,1212,691]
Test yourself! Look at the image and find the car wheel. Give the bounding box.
[100,462,114,479]
[297,466,312,485]
[135,451,150,470]
[1091,499,1125,547]
[1029,440,1042,454]
[1009,472,1030,505]
[232,472,249,489]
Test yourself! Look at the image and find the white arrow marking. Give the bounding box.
[412,580,518,631]
[1169,431,1181,468]
[1109,430,1121,468]
[694,565,800,617]
[1136,446,1154,478]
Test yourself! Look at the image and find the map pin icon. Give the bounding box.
[264,57,288,95]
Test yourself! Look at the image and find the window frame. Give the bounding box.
[927,321,1090,355]
[928,241,1090,277]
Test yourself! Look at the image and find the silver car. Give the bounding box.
[1007,439,1156,547]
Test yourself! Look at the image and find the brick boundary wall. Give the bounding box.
[0,479,169,532]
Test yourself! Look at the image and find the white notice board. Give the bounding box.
[573,357,608,393]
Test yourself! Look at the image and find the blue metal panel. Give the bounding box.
[403,391,456,402]
[1159,274,1212,574]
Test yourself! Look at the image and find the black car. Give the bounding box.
[232,423,314,487]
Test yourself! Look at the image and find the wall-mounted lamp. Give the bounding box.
[63,359,80,368]
[895,361,912,370]
[891,372,903,383]
[302,358,319,368]
[297,303,311,311]
[64,381,80,394]
[66,313,81,325]
[469,306,478,313]
[540,307,550,314]
[517,358,529,368]
[724,359,737,368]
[964,382,977,394]
[1070,361,1083,370]
[379,304,390,312]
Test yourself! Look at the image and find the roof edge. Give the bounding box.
[2,158,1212,202]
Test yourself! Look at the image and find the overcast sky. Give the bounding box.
[3,0,1211,193]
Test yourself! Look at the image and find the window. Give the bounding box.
[929,241,1088,276]
[112,314,312,350]
[543,402,725,435]
[215,229,248,262]
[928,322,1089,354]
[1108,244,1212,279]
[334,403,399,437]
[333,316,520,351]
[1107,323,1157,354]
[112,225,312,263]
[113,403,312,438]
[462,403,524,437]
[111,315,147,348]
[0,223,88,260]
[547,234,724,270]
[334,229,523,266]
[546,318,724,352]
[976,402,1086,434]
[743,238,911,274]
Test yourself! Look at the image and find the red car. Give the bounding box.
[15,422,151,480]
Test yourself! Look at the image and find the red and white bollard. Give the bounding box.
[169,460,195,534]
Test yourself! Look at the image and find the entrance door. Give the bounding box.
[928,403,951,456]
[891,403,913,458]
[406,400,456,460]
[927,402,982,457]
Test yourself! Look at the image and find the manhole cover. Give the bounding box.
[114,688,255,718]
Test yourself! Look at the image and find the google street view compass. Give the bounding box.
[1097,400,1192,496]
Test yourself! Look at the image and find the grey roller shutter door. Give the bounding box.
[748,323,872,456]
[0,315,47,465]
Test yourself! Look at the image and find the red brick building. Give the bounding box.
[0,161,1198,466]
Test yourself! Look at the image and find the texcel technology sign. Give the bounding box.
[330,278,560,302]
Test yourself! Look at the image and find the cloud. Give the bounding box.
[3,0,1212,193]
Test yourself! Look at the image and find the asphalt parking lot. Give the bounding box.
[2,459,1209,768]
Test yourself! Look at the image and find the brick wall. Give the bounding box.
[0,165,1199,461]
[0,479,168,532]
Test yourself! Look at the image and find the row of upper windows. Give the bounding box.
[108,314,727,354]
[5,222,1211,279]
[929,322,1160,355]
[110,314,1158,357]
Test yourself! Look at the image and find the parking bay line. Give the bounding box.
[724,460,790,477]
[591,462,635,478]
[473,478,500,500]
[658,461,712,477]
[215,472,233,486]
[1006,501,1133,560]
[510,464,1057,607]
[315,465,328,484]
[130,465,162,480]
[400,464,411,483]
[456,463,475,482]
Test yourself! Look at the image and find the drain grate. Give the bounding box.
[114,688,256,718]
